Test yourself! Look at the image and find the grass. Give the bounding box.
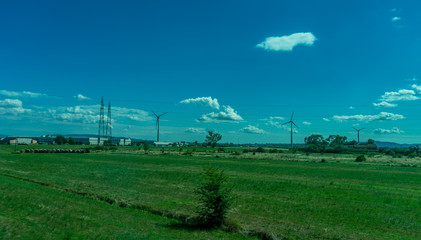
[1,145,421,239]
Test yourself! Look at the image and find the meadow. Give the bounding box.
[1,145,421,239]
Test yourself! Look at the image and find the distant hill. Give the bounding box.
[375,141,421,148]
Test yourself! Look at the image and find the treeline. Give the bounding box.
[298,134,374,153]
[379,146,421,158]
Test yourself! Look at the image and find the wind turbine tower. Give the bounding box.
[352,127,365,144]
[152,111,168,142]
[282,111,299,148]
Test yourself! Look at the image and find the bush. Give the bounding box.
[355,155,366,162]
[183,149,194,155]
[269,149,278,153]
[143,142,149,154]
[217,147,225,153]
[242,149,249,153]
[195,167,232,228]
[256,147,265,153]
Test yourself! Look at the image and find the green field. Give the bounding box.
[1,145,421,239]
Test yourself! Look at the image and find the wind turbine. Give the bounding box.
[152,111,168,142]
[352,127,365,144]
[282,111,299,148]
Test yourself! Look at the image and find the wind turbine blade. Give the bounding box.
[159,112,168,117]
[352,127,357,131]
[290,111,295,121]
[151,110,158,117]
[155,119,158,129]
[282,121,291,125]
[359,128,365,131]
[292,121,299,128]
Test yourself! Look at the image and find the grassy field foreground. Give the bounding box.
[1,145,421,239]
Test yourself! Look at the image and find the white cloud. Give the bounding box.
[391,16,401,22]
[197,105,243,123]
[0,90,48,98]
[322,118,330,122]
[374,127,404,134]
[0,99,31,115]
[332,112,405,122]
[240,125,265,134]
[349,106,355,110]
[74,94,92,101]
[411,84,421,93]
[302,121,311,125]
[256,32,316,51]
[179,96,220,109]
[185,127,206,134]
[0,99,22,108]
[269,116,285,120]
[373,101,397,108]
[48,105,152,124]
[264,116,287,127]
[264,117,298,133]
[280,124,298,133]
[380,89,418,102]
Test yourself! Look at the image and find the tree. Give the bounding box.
[196,167,232,227]
[305,134,327,146]
[68,137,76,145]
[143,141,149,154]
[55,135,67,145]
[344,140,357,146]
[367,139,375,144]
[205,131,222,148]
[327,135,347,147]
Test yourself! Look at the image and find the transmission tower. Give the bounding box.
[106,101,112,140]
[98,97,105,145]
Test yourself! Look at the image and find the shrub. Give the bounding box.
[195,167,232,228]
[269,149,278,153]
[256,147,265,153]
[183,149,194,155]
[232,151,241,156]
[143,142,149,154]
[217,147,225,153]
[242,149,249,153]
[355,155,366,162]
[408,152,417,158]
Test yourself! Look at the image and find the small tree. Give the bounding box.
[55,135,67,145]
[68,137,76,145]
[355,155,366,162]
[143,142,149,154]
[205,131,222,148]
[196,167,232,228]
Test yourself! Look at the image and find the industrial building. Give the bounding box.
[3,137,38,145]
[0,135,132,146]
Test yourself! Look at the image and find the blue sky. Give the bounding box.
[1,0,421,143]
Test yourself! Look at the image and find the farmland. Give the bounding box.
[1,145,421,239]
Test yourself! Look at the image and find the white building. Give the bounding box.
[154,142,173,147]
